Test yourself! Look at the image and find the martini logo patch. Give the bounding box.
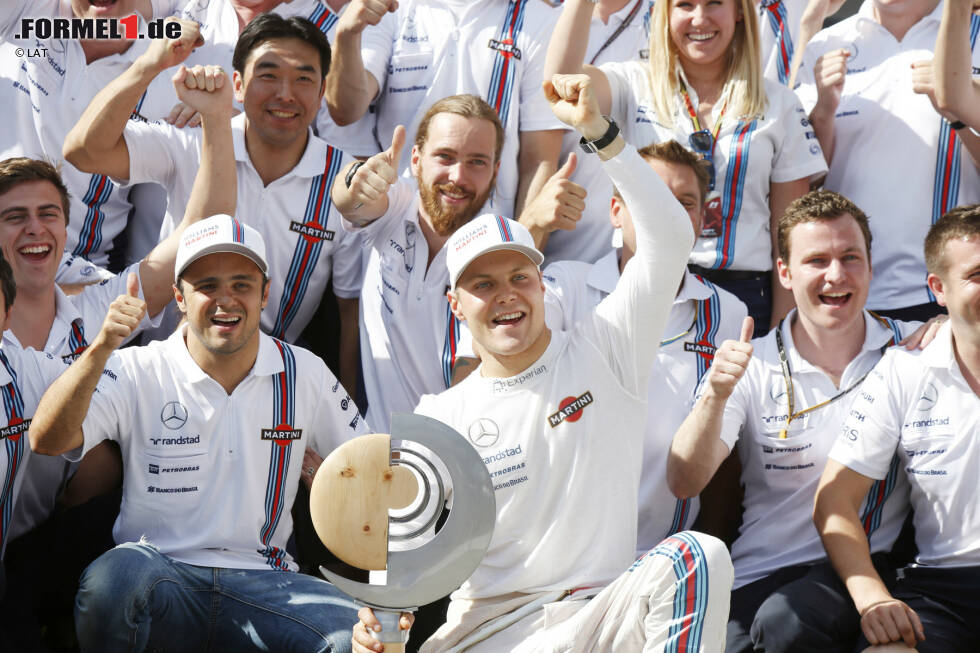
[290,221,335,244]
[548,391,594,428]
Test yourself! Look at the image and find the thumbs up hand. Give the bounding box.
[93,272,147,352]
[345,125,406,209]
[517,153,588,239]
[704,316,755,401]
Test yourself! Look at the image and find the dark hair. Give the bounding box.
[777,190,872,263]
[612,140,711,205]
[415,94,505,164]
[0,157,70,225]
[232,14,330,80]
[925,204,980,276]
[0,250,16,312]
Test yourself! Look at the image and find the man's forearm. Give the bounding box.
[668,393,732,498]
[809,106,836,165]
[543,0,594,79]
[63,57,159,175]
[30,344,114,456]
[325,30,376,126]
[935,0,979,126]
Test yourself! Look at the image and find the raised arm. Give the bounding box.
[912,55,980,170]
[544,73,693,391]
[62,17,202,181]
[807,48,848,165]
[331,125,403,225]
[787,0,847,88]
[934,0,980,129]
[30,274,144,456]
[325,0,395,126]
[138,64,237,318]
[668,316,753,498]
[813,460,925,649]
[543,0,613,114]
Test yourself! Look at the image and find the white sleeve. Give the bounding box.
[770,85,827,182]
[341,178,416,248]
[360,9,399,99]
[540,264,576,331]
[578,144,694,397]
[120,120,200,191]
[330,228,364,299]
[310,361,369,457]
[600,61,642,131]
[77,351,134,458]
[828,353,904,481]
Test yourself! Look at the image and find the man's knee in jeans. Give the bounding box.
[75,540,178,633]
[751,583,858,652]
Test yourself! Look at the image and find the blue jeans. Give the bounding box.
[75,541,357,653]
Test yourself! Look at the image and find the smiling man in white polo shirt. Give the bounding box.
[669,191,946,652]
[352,72,733,653]
[330,94,501,431]
[30,214,366,652]
[64,13,363,356]
[541,139,748,553]
[814,204,980,652]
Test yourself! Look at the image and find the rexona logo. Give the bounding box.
[0,417,30,441]
[261,423,302,446]
[548,391,594,428]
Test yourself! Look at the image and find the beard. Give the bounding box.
[418,177,495,237]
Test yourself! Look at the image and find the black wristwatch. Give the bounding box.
[579,117,620,154]
[948,119,967,131]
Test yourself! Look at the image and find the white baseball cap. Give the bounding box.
[446,214,543,290]
[174,214,269,283]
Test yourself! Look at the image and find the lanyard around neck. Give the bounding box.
[589,0,645,65]
[679,79,729,144]
[773,314,896,439]
[660,314,698,347]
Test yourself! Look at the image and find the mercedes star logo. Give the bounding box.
[468,418,500,448]
[160,401,189,430]
[915,382,938,412]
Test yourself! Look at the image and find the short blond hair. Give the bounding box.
[925,204,980,276]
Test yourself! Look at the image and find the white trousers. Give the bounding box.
[422,531,733,653]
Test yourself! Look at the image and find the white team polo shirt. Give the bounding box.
[0,1,180,267]
[602,61,827,272]
[177,0,378,157]
[830,323,980,568]
[123,113,362,343]
[544,0,651,264]
[5,264,160,541]
[795,2,980,310]
[758,0,806,86]
[415,143,692,600]
[715,310,914,588]
[359,0,564,218]
[544,255,747,556]
[0,345,73,559]
[346,179,475,432]
[77,327,367,570]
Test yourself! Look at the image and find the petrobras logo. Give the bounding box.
[487,38,522,60]
[548,391,594,428]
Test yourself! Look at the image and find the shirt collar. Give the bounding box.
[0,347,13,387]
[167,326,285,386]
[779,309,901,373]
[919,321,956,370]
[232,113,327,178]
[677,269,715,303]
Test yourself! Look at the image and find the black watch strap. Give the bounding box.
[345,160,366,188]
[579,117,620,154]
[948,119,967,131]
